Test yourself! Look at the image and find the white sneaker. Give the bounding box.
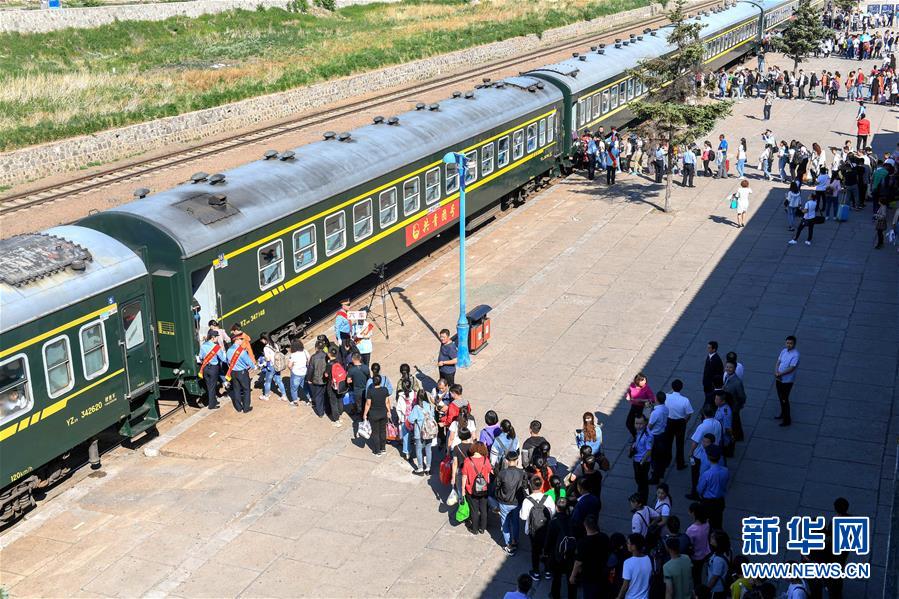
[788,239,797,245]
[333,420,343,427]
[260,395,269,401]
[805,240,812,245]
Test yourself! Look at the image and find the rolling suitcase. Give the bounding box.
[837,203,850,222]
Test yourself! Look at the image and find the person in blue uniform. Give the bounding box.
[631,415,654,505]
[226,341,255,413]
[334,299,352,342]
[196,330,226,409]
[697,445,729,530]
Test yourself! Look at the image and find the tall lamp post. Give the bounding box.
[443,151,471,368]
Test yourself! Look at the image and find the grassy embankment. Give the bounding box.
[0,0,653,151]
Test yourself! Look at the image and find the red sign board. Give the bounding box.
[404,199,459,247]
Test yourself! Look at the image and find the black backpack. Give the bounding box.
[554,518,577,564]
[527,496,551,536]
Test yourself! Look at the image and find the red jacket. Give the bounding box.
[857,119,871,135]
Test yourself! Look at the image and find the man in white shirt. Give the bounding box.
[617,533,652,599]
[789,195,818,246]
[774,336,800,427]
[665,379,694,470]
[629,493,660,537]
[520,477,556,581]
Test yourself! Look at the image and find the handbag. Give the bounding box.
[358,419,372,440]
[439,454,453,485]
[341,392,354,407]
[729,193,739,210]
[813,214,826,224]
[455,497,470,523]
[446,488,459,507]
[386,421,400,442]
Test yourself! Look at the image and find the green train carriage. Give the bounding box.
[0,226,159,523]
[81,77,565,395]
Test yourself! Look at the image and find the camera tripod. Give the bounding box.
[367,263,404,339]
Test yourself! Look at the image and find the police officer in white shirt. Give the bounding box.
[665,379,694,470]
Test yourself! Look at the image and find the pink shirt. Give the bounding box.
[627,382,655,407]
[687,521,711,560]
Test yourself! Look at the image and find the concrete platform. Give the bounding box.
[1,53,897,598]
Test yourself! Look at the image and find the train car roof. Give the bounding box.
[0,226,147,335]
[526,0,768,95]
[96,76,563,259]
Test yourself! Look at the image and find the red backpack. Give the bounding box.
[330,361,348,394]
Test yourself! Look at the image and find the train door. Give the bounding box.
[118,297,155,398]
[191,267,218,346]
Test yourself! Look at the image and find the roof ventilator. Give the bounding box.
[415,103,425,111]
[482,77,491,83]
[597,49,605,54]
[452,91,462,98]
[527,85,537,93]
[623,41,630,46]
[209,173,226,184]
[278,151,295,161]
[323,131,336,140]
[133,187,150,199]
[495,81,506,88]
[637,35,644,40]
[387,116,400,125]
[536,82,544,89]
[579,55,587,61]
[590,46,597,51]
[373,116,385,124]
[263,149,279,160]
[337,132,352,141]
[428,103,440,110]
[651,30,658,35]
[572,52,580,57]
[615,41,622,48]
[464,91,474,99]
[643,27,651,34]
[191,172,208,184]
[570,68,579,77]
[208,194,227,207]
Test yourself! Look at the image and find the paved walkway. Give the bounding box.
[1,54,897,598]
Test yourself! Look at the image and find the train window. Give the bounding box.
[577,99,585,126]
[43,336,74,399]
[403,178,420,215]
[481,143,495,176]
[592,96,601,119]
[379,188,398,227]
[526,124,537,153]
[425,167,441,205]
[538,119,546,147]
[546,114,554,143]
[79,321,108,380]
[571,103,577,129]
[0,355,33,425]
[445,162,459,194]
[121,301,145,349]
[257,239,284,290]
[324,212,346,256]
[584,97,592,123]
[497,136,510,167]
[353,198,373,241]
[292,225,316,272]
[627,79,634,100]
[619,82,627,103]
[602,90,610,114]
[610,86,618,109]
[464,150,477,184]
[512,129,524,160]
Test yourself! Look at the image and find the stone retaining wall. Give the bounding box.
[0,2,684,189]
[0,0,397,34]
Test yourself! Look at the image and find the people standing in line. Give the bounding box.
[224,334,255,413]
[395,378,414,457]
[685,503,711,587]
[722,361,747,442]
[774,336,800,426]
[196,330,226,409]
[665,379,693,471]
[306,339,329,418]
[697,444,729,530]
[570,513,611,599]
[701,141,714,177]
[663,535,695,599]
[629,493,659,538]
[258,333,288,402]
[759,143,773,180]
[287,338,310,406]
[436,328,458,386]
[648,392,669,483]
[789,192,818,246]
[346,351,370,418]
[363,375,391,455]
[325,346,345,427]
[654,144,667,184]
[576,411,602,457]
[545,497,578,599]
[631,415,654,505]
[680,144,696,187]
[713,392,734,457]
[625,373,654,440]
[734,179,751,228]
[491,419,520,467]
[763,88,775,120]
[702,341,724,407]
[521,475,556,582]
[408,389,435,474]
[587,134,598,181]
[616,534,652,599]
[777,140,790,181]
[461,442,493,535]
[492,450,526,554]
[366,362,394,397]
[687,407,722,500]
[785,180,803,231]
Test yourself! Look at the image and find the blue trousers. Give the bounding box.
[263,366,286,398]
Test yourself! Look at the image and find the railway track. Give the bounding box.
[0,0,723,215]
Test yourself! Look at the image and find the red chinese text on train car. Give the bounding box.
[404,199,459,247]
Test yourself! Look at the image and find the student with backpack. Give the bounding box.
[520,475,556,581]
[479,410,501,454]
[545,497,578,599]
[520,420,548,468]
[570,513,611,599]
[258,333,288,402]
[395,379,414,460]
[325,346,347,427]
[490,420,519,469]
[461,442,493,535]
[408,389,437,475]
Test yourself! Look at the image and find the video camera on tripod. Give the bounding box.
[367,262,404,339]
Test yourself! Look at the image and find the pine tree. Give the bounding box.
[774,0,830,71]
[628,0,732,212]
[834,0,858,14]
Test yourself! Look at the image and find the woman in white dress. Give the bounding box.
[735,179,752,228]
